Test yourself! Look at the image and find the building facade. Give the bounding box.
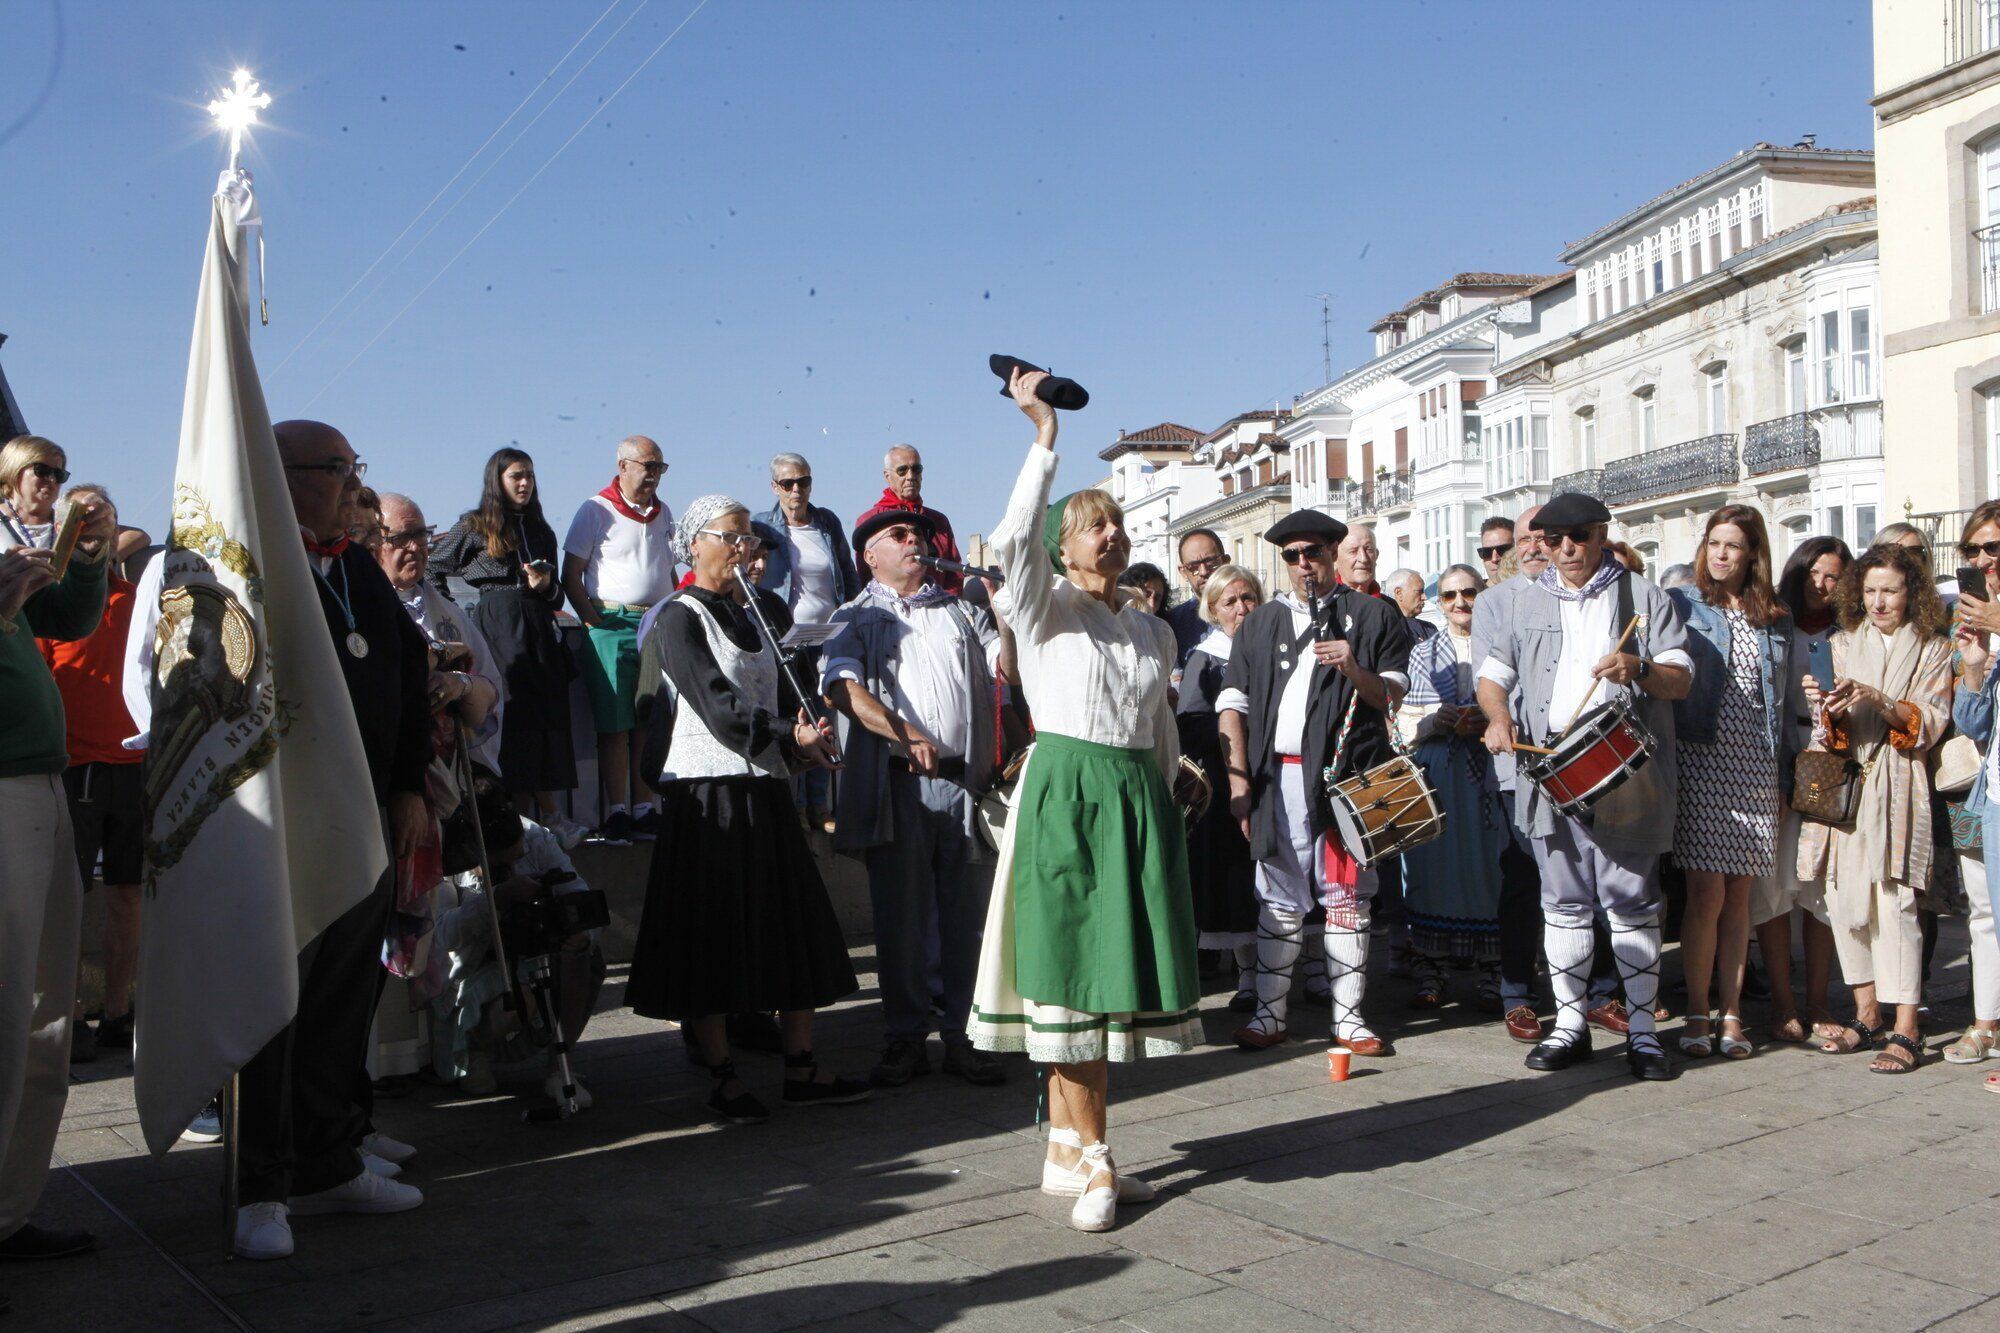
[1486,144,1882,568]
[1097,423,1214,579]
[1874,0,2000,540]
[1176,409,1293,596]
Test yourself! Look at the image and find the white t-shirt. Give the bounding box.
[563,495,679,606]
[788,524,840,625]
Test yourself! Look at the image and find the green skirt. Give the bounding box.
[1007,732,1199,1014]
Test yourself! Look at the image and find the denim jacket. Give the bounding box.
[1955,658,2000,808]
[1666,587,1791,758]
[755,503,861,612]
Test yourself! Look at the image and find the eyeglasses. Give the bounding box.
[1180,554,1225,574]
[26,461,69,485]
[286,459,366,481]
[1477,542,1513,561]
[1540,527,1594,549]
[622,459,667,477]
[774,476,812,491]
[1439,588,1480,603]
[382,526,434,550]
[1961,540,2000,559]
[893,463,924,477]
[870,524,923,546]
[1280,543,1328,565]
[699,528,759,549]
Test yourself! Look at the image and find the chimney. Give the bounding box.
[1796,133,1817,150]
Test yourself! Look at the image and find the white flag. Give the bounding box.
[135,171,387,1156]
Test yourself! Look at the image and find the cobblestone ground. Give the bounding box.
[14,924,1999,1332]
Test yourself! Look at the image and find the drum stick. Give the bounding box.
[1555,614,1642,741]
[1511,743,1558,756]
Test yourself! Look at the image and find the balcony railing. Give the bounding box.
[1983,222,2000,315]
[1743,413,1819,475]
[1349,468,1413,516]
[1551,469,1604,499]
[1949,0,2000,66]
[1912,509,1976,549]
[1601,433,1738,508]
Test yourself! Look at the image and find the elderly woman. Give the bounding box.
[1947,502,2000,1078]
[968,369,1198,1233]
[1798,544,1955,1073]
[1177,563,1264,1009]
[624,495,866,1123]
[0,435,68,549]
[1397,563,1509,1009]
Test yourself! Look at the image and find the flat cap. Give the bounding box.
[1264,510,1348,547]
[852,507,935,552]
[1531,492,1612,529]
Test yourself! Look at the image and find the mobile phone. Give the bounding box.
[1805,637,1834,693]
[526,558,553,573]
[1958,565,1987,603]
[46,500,85,580]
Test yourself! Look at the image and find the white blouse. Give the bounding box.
[992,446,1180,783]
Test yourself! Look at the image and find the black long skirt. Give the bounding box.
[626,775,859,1021]
[1178,711,1259,938]
[471,586,578,792]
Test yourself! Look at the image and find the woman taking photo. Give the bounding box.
[1761,536,1850,1045]
[968,368,1199,1233]
[1799,544,1955,1073]
[626,495,867,1122]
[1667,505,1791,1061]
[1397,563,1509,1010]
[1177,563,1264,1010]
[1946,502,2000,1076]
[431,448,584,846]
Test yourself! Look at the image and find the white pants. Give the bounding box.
[1828,880,1925,1007]
[1963,850,2000,1023]
[1255,761,1379,915]
[0,774,83,1237]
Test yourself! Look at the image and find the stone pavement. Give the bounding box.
[15,929,2000,1332]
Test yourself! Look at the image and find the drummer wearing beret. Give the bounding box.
[1217,510,1413,1056]
[1474,492,1693,1082]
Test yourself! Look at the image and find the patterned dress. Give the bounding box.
[1675,607,1778,874]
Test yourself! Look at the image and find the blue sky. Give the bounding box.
[2,1,1875,547]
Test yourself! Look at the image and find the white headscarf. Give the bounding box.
[673,494,746,566]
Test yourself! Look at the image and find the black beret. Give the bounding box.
[852,508,935,552]
[1264,510,1348,547]
[749,521,785,550]
[1531,493,1613,529]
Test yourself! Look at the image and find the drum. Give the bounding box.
[1326,755,1444,867]
[1521,695,1656,816]
[975,750,1212,854]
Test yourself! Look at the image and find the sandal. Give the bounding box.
[780,1049,872,1107]
[1814,1018,1878,1055]
[1944,1027,2000,1065]
[1984,1071,2000,1094]
[1718,1013,1754,1060]
[1870,1032,1922,1074]
[704,1059,771,1125]
[1678,1010,1718,1058]
[1769,1014,1809,1044]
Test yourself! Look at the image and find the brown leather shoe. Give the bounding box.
[1504,1005,1544,1044]
[1587,1000,1631,1035]
[1232,1025,1288,1052]
[1334,1034,1392,1057]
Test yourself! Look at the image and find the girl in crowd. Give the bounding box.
[1800,545,1955,1073]
[1397,563,1509,1009]
[1762,536,1851,1044]
[1947,502,2000,1077]
[625,495,866,1123]
[1668,505,1791,1061]
[1177,563,1264,1010]
[968,368,1199,1233]
[431,449,585,847]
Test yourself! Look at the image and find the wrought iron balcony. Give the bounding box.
[1743,413,1820,475]
[1601,434,1738,508]
[1377,467,1415,512]
[1551,469,1604,499]
[1983,222,2000,315]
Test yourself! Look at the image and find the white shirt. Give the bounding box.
[1476,573,1693,730]
[1215,594,1408,756]
[788,523,840,625]
[563,494,680,606]
[991,447,1179,781]
[822,584,1000,759]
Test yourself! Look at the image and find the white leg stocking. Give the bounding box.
[1324,910,1373,1041]
[1233,942,1257,998]
[1543,911,1595,1044]
[1607,909,1664,1053]
[1247,904,1304,1037]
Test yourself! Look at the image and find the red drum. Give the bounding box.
[1521,696,1656,816]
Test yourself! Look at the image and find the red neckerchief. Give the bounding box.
[876,486,925,515]
[1333,577,1382,599]
[303,532,350,559]
[598,479,661,524]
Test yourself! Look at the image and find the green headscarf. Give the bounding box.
[1042,492,1078,573]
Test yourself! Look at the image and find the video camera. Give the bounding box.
[498,869,610,960]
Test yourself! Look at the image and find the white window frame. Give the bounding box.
[1784,338,1807,414]
[1704,364,1728,434]
[1578,409,1597,468]
[1636,390,1657,451]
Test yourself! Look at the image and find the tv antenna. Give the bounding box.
[1312,292,1333,384]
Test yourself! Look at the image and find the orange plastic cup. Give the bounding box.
[1327,1047,1351,1082]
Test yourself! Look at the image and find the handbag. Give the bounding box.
[1948,797,1985,852]
[1933,732,1981,795]
[1791,748,1866,827]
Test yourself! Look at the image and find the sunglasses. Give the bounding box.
[1280,543,1328,565]
[774,476,812,491]
[1961,540,2000,560]
[286,459,366,480]
[870,524,923,546]
[893,463,924,477]
[1181,554,1225,574]
[382,526,434,550]
[1540,527,1595,548]
[1439,588,1480,603]
[1477,542,1513,560]
[623,459,667,477]
[27,461,70,485]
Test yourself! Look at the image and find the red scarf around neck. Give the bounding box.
[598,478,661,524]
[876,486,925,514]
[303,532,350,559]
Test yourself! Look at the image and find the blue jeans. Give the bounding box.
[863,769,991,1043]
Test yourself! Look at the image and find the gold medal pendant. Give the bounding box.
[345,631,369,659]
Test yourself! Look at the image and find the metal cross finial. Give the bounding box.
[207,68,271,170]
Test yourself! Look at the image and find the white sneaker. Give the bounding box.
[181,1101,222,1143]
[1068,1143,1118,1232]
[544,1071,593,1110]
[1039,1127,1155,1202]
[360,1132,416,1165]
[547,815,588,852]
[233,1202,293,1260]
[289,1168,424,1216]
[361,1151,401,1179]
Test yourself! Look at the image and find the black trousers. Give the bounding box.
[1497,834,1542,995]
[238,870,393,1204]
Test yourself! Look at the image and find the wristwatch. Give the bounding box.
[1635,657,1651,680]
